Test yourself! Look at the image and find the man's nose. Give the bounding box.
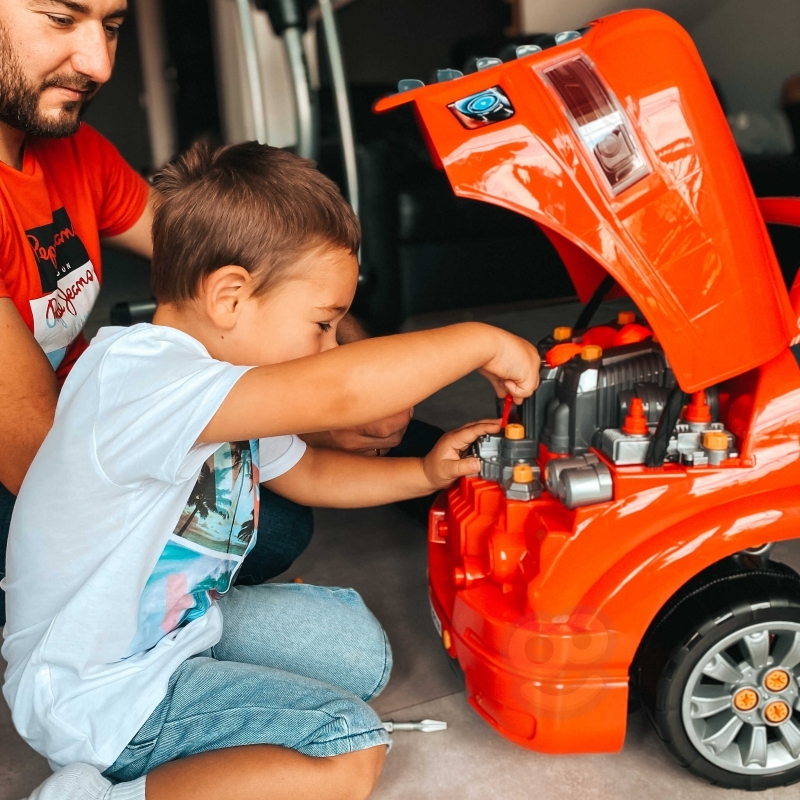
[70,24,114,85]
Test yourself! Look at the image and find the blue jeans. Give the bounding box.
[103,583,392,781]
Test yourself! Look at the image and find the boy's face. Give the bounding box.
[224,246,359,367]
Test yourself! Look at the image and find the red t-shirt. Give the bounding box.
[0,124,149,382]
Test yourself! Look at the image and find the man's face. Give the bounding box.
[0,0,126,138]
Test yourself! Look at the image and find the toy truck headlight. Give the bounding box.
[541,55,649,194]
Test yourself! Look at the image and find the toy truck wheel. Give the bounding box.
[636,561,800,789]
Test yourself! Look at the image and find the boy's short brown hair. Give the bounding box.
[150,141,361,303]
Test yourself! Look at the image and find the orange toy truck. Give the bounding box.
[377,9,800,790]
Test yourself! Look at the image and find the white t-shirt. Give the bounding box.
[1,325,306,771]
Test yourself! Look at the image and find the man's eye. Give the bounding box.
[317,322,332,333]
[105,24,121,38]
[47,15,72,26]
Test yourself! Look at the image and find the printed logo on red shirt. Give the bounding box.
[25,207,99,369]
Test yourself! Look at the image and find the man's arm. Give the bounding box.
[0,299,59,494]
[102,188,156,260]
[199,322,540,443]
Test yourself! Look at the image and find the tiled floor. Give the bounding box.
[3,295,800,798]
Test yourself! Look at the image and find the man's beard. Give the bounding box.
[0,22,98,138]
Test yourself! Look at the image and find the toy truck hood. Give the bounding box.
[375,9,796,392]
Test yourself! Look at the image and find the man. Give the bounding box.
[0,0,425,624]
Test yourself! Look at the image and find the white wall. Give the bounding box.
[519,0,799,113]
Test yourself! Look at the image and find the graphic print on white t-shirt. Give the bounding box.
[26,207,99,369]
[127,439,260,656]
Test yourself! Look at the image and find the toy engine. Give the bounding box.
[474,310,739,510]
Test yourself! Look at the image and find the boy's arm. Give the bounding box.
[199,323,539,443]
[266,420,497,507]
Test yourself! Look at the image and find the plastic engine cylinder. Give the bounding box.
[558,462,613,509]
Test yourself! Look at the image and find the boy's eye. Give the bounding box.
[317,322,332,333]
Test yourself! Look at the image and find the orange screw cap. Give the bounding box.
[703,430,728,451]
[581,344,603,361]
[553,326,573,341]
[617,311,636,325]
[733,687,759,712]
[512,464,534,483]
[505,424,525,440]
[685,391,711,424]
[622,398,649,436]
[764,669,790,693]
[764,700,790,724]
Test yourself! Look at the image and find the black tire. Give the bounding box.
[634,558,800,790]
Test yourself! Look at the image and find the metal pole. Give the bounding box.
[134,0,178,167]
[235,0,268,144]
[318,0,359,216]
[282,26,317,160]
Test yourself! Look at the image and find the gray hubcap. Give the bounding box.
[681,621,800,775]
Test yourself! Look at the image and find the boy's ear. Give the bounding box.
[202,265,252,329]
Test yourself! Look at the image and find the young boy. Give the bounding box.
[2,142,540,800]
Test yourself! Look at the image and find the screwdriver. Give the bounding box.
[500,393,514,429]
[381,719,448,733]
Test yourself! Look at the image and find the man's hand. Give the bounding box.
[421,419,499,491]
[301,408,413,456]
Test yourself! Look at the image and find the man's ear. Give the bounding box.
[202,265,252,329]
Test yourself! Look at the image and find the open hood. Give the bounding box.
[375,10,796,392]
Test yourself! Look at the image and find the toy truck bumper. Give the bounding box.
[428,490,629,754]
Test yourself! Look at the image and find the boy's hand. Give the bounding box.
[421,419,500,491]
[478,328,541,404]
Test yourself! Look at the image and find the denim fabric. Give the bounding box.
[103,583,392,782]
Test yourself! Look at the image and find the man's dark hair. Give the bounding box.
[151,141,361,303]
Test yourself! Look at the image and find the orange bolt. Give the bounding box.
[733,687,759,712]
[622,397,649,436]
[703,430,728,451]
[617,311,636,325]
[505,423,525,440]
[553,326,573,341]
[442,629,452,650]
[764,669,791,693]
[581,344,603,361]
[764,700,790,724]
[513,464,534,483]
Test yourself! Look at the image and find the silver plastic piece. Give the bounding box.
[398,79,424,92]
[555,30,582,45]
[558,462,613,509]
[504,476,543,502]
[437,68,463,82]
[282,26,318,160]
[382,719,448,733]
[599,428,651,465]
[704,445,730,466]
[515,44,542,58]
[666,422,732,463]
[545,453,599,495]
[320,0,358,214]
[476,57,503,71]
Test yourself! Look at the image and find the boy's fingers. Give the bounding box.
[445,421,500,450]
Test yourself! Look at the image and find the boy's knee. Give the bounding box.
[329,745,386,800]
